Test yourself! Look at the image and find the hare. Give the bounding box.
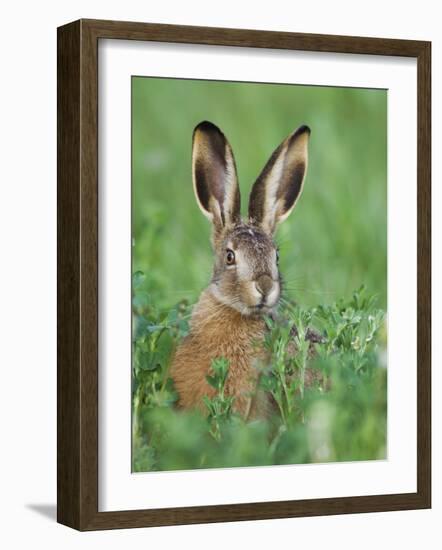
[171,121,310,419]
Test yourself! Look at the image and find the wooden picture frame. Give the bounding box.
[57,18,431,530]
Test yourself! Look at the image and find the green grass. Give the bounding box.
[131,77,387,471]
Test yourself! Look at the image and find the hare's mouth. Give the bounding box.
[239,284,280,316]
[209,282,279,316]
[222,299,276,317]
[242,300,278,316]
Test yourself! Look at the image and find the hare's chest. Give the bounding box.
[206,328,266,376]
[218,335,269,418]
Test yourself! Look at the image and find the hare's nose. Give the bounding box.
[255,275,273,297]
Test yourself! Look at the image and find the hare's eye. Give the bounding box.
[226,249,236,265]
[276,250,280,264]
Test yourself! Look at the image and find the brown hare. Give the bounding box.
[171,121,310,419]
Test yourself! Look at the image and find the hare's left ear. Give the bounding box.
[248,125,310,234]
[192,121,241,233]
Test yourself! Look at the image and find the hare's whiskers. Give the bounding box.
[282,286,336,296]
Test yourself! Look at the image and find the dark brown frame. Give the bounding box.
[57,18,431,531]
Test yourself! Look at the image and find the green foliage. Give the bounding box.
[132,281,387,471]
[203,358,236,441]
[262,305,314,426]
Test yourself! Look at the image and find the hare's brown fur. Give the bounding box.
[171,290,270,418]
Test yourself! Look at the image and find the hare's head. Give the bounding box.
[192,121,310,316]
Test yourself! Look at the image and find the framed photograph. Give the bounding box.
[57,19,431,530]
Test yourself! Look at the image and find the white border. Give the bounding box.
[98,40,417,512]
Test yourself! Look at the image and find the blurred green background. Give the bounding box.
[132,77,387,312]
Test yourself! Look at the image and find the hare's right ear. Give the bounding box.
[248,125,310,234]
[192,121,241,232]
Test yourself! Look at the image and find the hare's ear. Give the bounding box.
[248,125,310,234]
[192,121,241,232]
